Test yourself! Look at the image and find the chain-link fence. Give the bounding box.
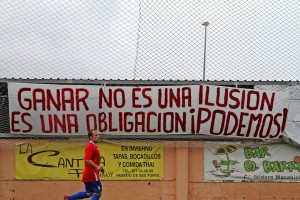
[1,0,299,81]
[0,0,299,145]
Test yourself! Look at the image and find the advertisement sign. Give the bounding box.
[204,142,300,182]
[8,82,290,139]
[15,141,164,180]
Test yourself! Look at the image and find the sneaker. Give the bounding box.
[64,195,69,200]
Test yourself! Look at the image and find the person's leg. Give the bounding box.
[89,181,102,200]
[65,182,95,200]
[90,193,101,200]
[66,191,89,200]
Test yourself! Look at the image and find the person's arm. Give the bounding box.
[84,159,105,173]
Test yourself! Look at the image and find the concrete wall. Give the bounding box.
[1,140,300,200]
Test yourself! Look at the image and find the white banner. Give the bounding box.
[256,85,300,146]
[204,142,300,182]
[8,82,290,138]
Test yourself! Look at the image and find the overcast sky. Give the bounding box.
[0,0,299,80]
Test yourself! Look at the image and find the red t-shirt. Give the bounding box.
[82,141,100,182]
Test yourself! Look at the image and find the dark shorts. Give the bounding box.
[84,181,102,193]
